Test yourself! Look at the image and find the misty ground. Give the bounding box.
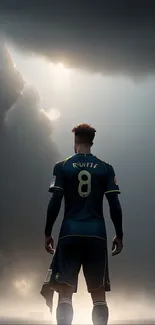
[0,281,155,324]
[0,317,155,324]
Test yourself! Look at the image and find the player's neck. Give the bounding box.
[77,145,91,154]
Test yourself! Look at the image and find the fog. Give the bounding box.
[0,4,155,321]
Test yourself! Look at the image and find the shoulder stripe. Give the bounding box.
[63,156,72,165]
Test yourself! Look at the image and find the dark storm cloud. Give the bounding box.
[0,41,61,293]
[0,0,155,75]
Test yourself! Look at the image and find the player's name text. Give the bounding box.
[73,162,98,168]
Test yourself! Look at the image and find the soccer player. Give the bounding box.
[43,124,123,325]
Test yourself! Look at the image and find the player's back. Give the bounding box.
[59,153,109,239]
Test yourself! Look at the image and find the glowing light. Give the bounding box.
[13,278,32,296]
[47,108,61,121]
[56,62,65,69]
[73,305,92,324]
[40,108,60,121]
[50,62,71,91]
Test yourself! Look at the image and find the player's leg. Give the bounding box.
[91,287,109,325]
[56,283,74,325]
[50,237,81,325]
[82,237,110,325]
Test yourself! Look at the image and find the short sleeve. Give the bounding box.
[104,163,121,195]
[49,161,64,193]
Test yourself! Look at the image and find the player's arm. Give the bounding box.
[105,163,123,256]
[44,161,64,253]
[106,193,123,240]
[44,191,63,237]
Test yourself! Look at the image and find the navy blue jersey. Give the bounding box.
[49,154,120,240]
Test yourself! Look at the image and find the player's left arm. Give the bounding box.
[105,163,123,256]
[44,161,64,253]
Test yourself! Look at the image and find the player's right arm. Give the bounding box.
[44,161,64,253]
[104,163,123,256]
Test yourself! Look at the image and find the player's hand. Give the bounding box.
[44,236,55,254]
[112,236,123,256]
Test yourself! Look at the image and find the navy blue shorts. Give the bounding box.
[47,236,110,293]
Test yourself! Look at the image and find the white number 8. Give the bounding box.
[78,170,91,197]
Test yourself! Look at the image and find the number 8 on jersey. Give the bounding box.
[78,170,91,197]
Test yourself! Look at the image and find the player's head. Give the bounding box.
[72,123,96,153]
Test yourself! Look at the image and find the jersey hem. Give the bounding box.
[59,234,107,241]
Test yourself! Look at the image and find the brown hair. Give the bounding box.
[72,123,96,145]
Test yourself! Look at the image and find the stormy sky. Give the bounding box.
[0,1,155,322]
[0,0,155,76]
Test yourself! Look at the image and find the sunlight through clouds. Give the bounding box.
[49,62,71,91]
[40,108,61,121]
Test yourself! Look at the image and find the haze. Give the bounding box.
[0,1,155,323]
